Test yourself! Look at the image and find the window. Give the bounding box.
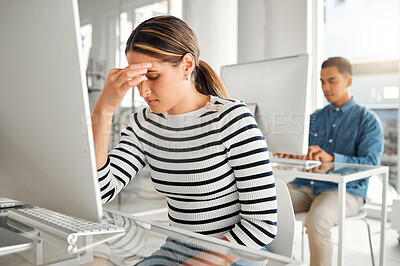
[80,24,93,88]
[80,24,92,73]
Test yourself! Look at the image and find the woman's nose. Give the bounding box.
[138,81,151,98]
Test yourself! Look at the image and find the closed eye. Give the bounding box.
[146,75,158,81]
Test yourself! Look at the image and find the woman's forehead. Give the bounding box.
[126,51,156,63]
[126,51,173,70]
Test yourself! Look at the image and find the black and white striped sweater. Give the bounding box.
[97,96,277,249]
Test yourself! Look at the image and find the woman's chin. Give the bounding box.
[148,105,165,114]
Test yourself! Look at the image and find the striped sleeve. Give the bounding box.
[97,113,147,204]
[220,102,278,249]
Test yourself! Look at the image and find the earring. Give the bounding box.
[185,75,189,81]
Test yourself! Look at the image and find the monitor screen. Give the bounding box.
[221,54,313,155]
[0,0,102,221]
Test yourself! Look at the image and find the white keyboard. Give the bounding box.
[270,157,321,168]
[7,207,125,244]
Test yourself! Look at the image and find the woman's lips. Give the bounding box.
[146,99,158,106]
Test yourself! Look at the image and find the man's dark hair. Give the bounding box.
[321,57,352,76]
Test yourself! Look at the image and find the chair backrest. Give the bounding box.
[266,178,295,257]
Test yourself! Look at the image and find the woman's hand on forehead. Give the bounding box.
[96,63,153,114]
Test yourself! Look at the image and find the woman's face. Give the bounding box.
[126,51,188,114]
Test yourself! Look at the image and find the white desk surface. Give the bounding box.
[0,207,304,266]
[272,161,388,183]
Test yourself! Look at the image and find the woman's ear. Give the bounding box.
[181,53,195,80]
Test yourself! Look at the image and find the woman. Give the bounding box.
[92,15,277,251]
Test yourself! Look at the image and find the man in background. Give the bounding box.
[277,57,384,266]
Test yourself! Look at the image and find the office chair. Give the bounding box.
[296,209,374,266]
[266,178,296,257]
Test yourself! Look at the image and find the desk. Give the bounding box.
[0,207,304,265]
[272,162,389,266]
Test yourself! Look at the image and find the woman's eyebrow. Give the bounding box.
[147,70,158,73]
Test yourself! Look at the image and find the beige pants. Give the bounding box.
[288,183,364,266]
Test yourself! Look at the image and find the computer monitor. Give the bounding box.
[221,54,313,155]
[0,0,103,221]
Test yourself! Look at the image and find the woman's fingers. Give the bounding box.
[120,75,147,92]
[115,63,152,87]
[116,68,148,88]
[96,63,152,113]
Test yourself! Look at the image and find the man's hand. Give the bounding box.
[306,145,334,162]
[273,146,334,162]
[273,153,307,160]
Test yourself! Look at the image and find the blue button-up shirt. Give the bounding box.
[291,98,384,201]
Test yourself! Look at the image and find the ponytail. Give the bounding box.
[194,60,229,98]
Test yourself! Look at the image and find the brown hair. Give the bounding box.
[322,57,352,76]
[125,15,228,98]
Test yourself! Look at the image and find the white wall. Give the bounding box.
[237,0,267,63]
[183,0,238,75]
[237,0,323,110]
[238,0,310,62]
